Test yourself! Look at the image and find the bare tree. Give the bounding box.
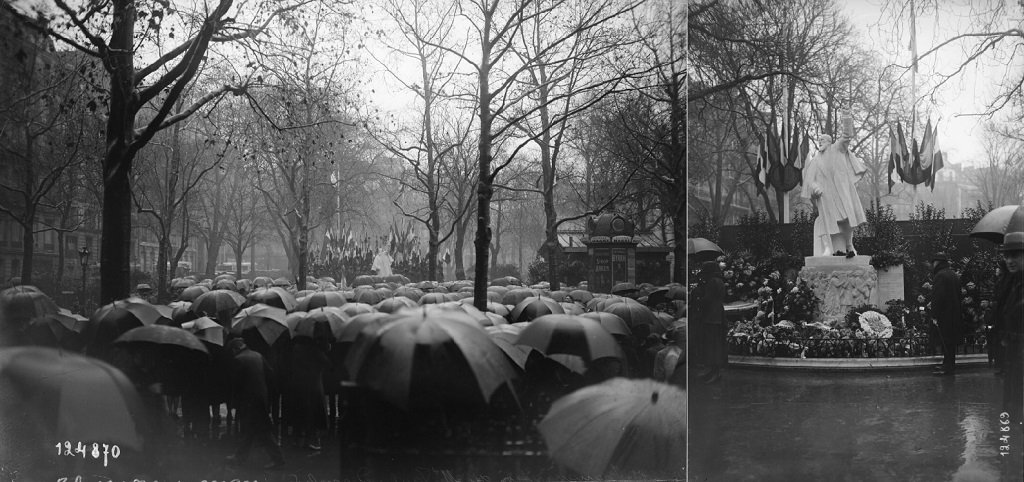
[6,0,315,302]
[0,21,94,285]
[971,123,1024,207]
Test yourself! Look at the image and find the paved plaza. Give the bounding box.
[689,366,1023,481]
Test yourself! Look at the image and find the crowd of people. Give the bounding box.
[0,274,686,479]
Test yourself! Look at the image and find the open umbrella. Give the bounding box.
[25,311,89,350]
[431,302,490,326]
[213,279,236,291]
[611,283,638,296]
[687,237,724,262]
[296,291,348,312]
[0,347,147,467]
[231,304,289,345]
[567,289,594,303]
[352,287,385,305]
[510,296,564,323]
[114,325,209,355]
[560,302,586,316]
[338,302,375,318]
[191,289,246,317]
[486,327,530,370]
[178,285,209,301]
[587,296,625,312]
[501,288,539,306]
[170,278,195,289]
[376,296,417,314]
[337,312,392,344]
[246,287,298,312]
[272,277,292,287]
[487,285,510,296]
[345,308,516,410]
[394,287,424,302]
[538,378,685,478]
[517,314,621,361]
[181,317,224,346]
[1,286,59,333]
[289,308,347,341]
[252,276,274,288]
[969,204,1024,244]
[418,292,449,305]
[580,312,631,337]
[603,299,657,328]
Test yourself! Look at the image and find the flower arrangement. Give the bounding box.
[776,278,819,323]
[716,251,771,302]
[857,310,893,339]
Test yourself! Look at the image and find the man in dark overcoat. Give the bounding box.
[930,252,962,376]
[995,232,1024,477]
[225,337,285,469]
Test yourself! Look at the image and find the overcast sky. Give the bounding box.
[844,0,1022,168]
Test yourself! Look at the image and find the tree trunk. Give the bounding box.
[100,0,138,304]
[234,243,245,279]
[157,235,170,302]
[454,215,468,280]
[204,234,221,275]
[428,218,439,281]
[473,43,493,312]
[490,202,502,271]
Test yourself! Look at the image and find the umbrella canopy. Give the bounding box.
[459,298,510,316]
[178,285,209,301]
[501,288,540,306]
[114,325,209,355]
[567,289,594,303]
[490,276,521,286]
[90,298,167,337]
[580,312,631,337]
[0,347,147,460]
[517,314,620,361]
[170,278,195,289]
[181,317,224,346]
[214,273,236,283]
[337,312,392,344]
[191,289,246,317]
[432,302,490,326]
[352,287,385,305]
[289,308,347,341]
[970,205,1024,244]
[603,299,657,328]
[394,287,424,302]
[345,308,516,410]
[296,291,348,312]
[510,296,565,323]
[418,292,449,305]
[213,279,236,291]
[486,328,530,370]
[487,285,510,296]
[231,304,289,346]
[587,296,625,312]
[0,286,59,332]
[25,312,89,350]
[272,277,292,287]
[610,282,638,296]
[538,378,685,478]
[338,302,375,318]
[687,237,724,262]
[376,296,417,314]
[252,276,274,288]
[246,287,298,312]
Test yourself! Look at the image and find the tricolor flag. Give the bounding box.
[755,134,770,188]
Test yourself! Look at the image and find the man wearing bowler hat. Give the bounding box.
[929,252,961,376]
[995,232,1024,477]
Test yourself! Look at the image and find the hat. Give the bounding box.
[999,232,1024,253]
[136,283,152,291]
[931,252,949,262]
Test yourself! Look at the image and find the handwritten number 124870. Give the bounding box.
[56,441,120,467]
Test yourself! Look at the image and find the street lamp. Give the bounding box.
[78,246,90,308]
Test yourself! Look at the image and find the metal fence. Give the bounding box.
[728,333,988,358]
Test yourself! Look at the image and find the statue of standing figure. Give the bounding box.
[801,112,868,257]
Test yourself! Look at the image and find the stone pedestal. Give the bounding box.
[875,265,905,306]
[798,256,878,322]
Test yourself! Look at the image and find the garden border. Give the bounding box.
[728,353,990,370]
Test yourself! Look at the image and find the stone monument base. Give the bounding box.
[798,256,878,323]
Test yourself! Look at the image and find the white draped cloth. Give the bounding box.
[371,252,394,277]
[801,143,867,254]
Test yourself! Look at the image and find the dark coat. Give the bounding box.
[996,271,1024,420]
[232,348,274,419]
[931,263,962,342]
[285,338,330,429]
[693,263,727,325]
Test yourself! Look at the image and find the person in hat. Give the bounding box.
[800,113,868,257]
[929,252,962,376]
[995,232,1024,476]
[692,261,727,383]
[134,283,155,303]
[225,337,285,469]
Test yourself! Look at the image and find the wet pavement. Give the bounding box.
[689,366,1023,482]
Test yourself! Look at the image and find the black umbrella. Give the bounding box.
[510,296,565,323]
[969,205,1024,244]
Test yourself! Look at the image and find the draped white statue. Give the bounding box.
[801,113,868,257]
[371,251,394,277]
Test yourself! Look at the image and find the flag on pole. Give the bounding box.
[927,123,944,191]
[755,134,770,188]
[919,118,935,169]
